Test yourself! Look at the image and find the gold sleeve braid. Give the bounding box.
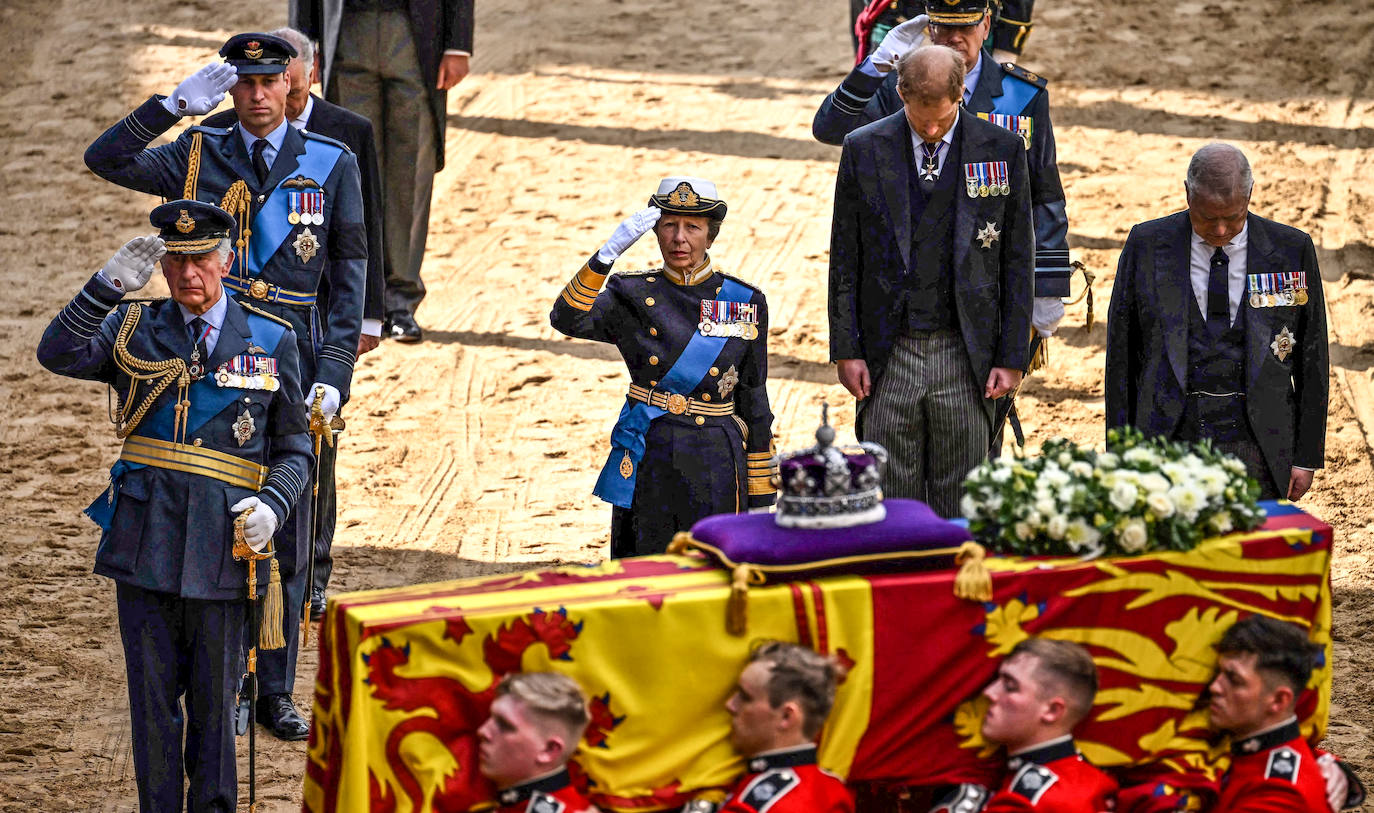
[746,451,777,496]
[559,263,607,312]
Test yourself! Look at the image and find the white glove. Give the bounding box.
[98,235,165,293]
[596,207,662,265]
[870,15,930,73]
[307,382,342,423]
[1031,297,1065,338]
[1317,753,1348,813]
[230,496,278,553]
[162,62,238,117]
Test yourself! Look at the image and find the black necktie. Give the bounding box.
[188,317,209,379]
[251,139,270,186]
[1207,246,1231,333]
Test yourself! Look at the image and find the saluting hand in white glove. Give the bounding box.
[871,15,930,73]
[99,235,165,293]
[162,62,238,117]
[230,496,278,553]
[596,207,662,265]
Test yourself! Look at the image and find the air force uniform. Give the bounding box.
[550,179,776,557]
[83,34,366,709]
[36,201,311,811]
[814,0,1069,297]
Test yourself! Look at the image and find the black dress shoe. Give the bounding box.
[309,586,326,622]
[256,693,310,741]
[385,312,422,343]
[235,694,251,737]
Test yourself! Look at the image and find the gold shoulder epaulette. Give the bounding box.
[238,301,293,329]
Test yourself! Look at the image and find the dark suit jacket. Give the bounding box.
[37,275,312,600]
[828,110,1034,414]
[292,0,475,171]
[814,53,1066,272]
[205,94,385,322]
[1105,212,1329,488]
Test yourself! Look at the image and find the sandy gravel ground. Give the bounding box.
[0,0,1370,809]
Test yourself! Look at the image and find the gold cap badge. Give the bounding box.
[669,182,700,208]
[244,41,264,59]
[176,209,196,234]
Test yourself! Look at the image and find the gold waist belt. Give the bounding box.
[627,384,735,417]
[120,436,267,490]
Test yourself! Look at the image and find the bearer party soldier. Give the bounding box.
[36,201,312,810]
[85,32,366,740]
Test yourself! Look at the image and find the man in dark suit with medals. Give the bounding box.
[1106,144,1328,500]
[817,0,1069,348]
[204,25,383,622]
[84,32,367,739]
[36,201,312,811]
[291,0,475,343]
[828,45,1033,518]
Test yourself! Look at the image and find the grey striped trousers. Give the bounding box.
[862,329,990,518]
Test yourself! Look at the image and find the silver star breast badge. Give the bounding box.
[1271,326,1295,362]
[976,221,1001,249]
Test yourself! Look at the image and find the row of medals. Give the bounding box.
[1252,287,1307,307]
[967,181,1011,198]
[288,209,323,226]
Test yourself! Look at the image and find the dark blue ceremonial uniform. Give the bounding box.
[813,53,1068,292]
[37,274,311,812]
[551,254,776,556]
[85,99,366,696]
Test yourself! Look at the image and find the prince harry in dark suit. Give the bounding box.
[1106,144,1328,500]
[829,45,1033,518]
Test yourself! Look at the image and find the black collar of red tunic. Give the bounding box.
[746,744,818,774]
[1005,736,1077,771]
[1231,717,1301,756]
[497,768,572,807]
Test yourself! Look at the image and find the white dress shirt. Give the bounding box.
[908,109,960,176]
[289,94,314,131]
[1189,222,1248,324]
[179,291,229,355]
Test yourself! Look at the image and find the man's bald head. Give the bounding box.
[1185,143,1253,203]
[896,45,966,106]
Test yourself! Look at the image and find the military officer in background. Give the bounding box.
[203,25,385,622]
[851,0,1036,63]
[84,32,367,740]
[550,177,776,557]
[36,201,312,811]
[816,0,1070,349]
[477,672,600,813]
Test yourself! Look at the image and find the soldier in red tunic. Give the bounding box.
[945,638,1116,813]
[477,672,599,813]
[1206,616,1350,813]
[713,641,856,813]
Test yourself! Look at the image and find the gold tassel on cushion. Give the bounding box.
[259,557,286,651]
[953,542,993,602]
[728,564,765,636]
[667,531,694,555]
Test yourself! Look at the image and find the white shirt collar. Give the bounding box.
[1191,219,1249,256]
[908,109,960,165]
[290,94,314,131]
[178,289,228,331]
[239,116,290,154]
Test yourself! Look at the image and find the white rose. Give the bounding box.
[1059,485,1080,505]
[1043,469,1071,488]
[986,493,1004,512]
[1058,452,1073,467]
[961,494,979,519]
[1147,492,1175,519]
[1118,518,1149,552]
[1140,473,1171,495]
[991,466,1013,483]
[1097,452,1120,470]
[1035,498,1057,517]
[1109,482,1139,512]
[1048,514,1068,539]
[1211,511,1234,534]
[1068,461,1094,478]
[1123,447,1155,465]
[1014,521,1034,541]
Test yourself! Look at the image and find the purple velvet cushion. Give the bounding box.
[687,499,973,572]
